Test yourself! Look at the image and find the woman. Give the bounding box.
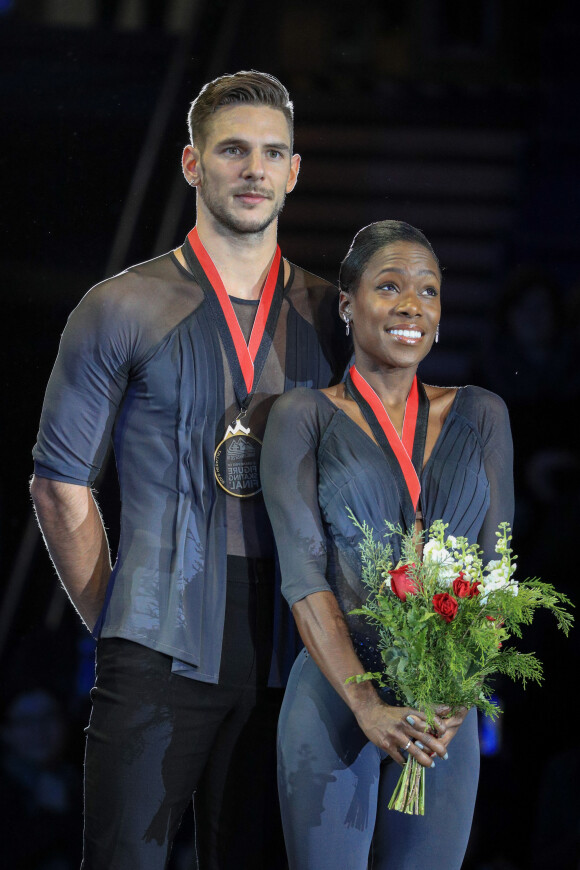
[261,220,513,869]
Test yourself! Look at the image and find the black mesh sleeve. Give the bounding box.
[261,389,333,607]
[474,389,515,564]
[32,283,137,485]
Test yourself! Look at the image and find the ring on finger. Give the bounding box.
[402,739,412,752]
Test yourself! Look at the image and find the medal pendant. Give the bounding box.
[214,419,263,498]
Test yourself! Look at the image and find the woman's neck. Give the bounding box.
[353,361,418,413]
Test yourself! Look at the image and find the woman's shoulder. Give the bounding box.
[456,384,509,414]
[424,383,510,439]
[449,385,511,442]
[265,388,339,453]
[272,387,331,413]
[425,382,508,412]
[271,387,336,422]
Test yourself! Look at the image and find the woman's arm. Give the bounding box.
[431,389,515,750]
[261,391,448,767]
[293,589,450,766]
[476,389,515,562]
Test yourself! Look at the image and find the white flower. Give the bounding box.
[484,556,513,580]
[486,568,508,586]
[424,540,453,565]
[438,565,457,588]
[424,539,459,587]
[445,535,458,550]
[481,556,518,599]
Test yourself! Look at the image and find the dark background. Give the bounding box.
[1,1,579,867]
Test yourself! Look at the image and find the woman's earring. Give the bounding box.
[342,307,352,337]
[435,324,440,344]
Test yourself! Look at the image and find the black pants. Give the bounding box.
[82,557,286,870]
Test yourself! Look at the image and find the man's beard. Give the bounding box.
[198,180,286,235]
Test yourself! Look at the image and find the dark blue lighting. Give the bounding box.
[478,696,502,756]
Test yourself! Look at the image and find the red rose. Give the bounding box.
[452,572,480,598]
[452,573,470,598]
[433,592,458,623]
[388,564,417,602]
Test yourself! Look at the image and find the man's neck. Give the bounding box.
[194,213,279,300]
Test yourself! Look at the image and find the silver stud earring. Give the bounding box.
[435,324,440,344]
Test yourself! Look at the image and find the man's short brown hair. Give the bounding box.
[187,70,294,151]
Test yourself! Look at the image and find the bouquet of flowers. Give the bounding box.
[347,515,573,815]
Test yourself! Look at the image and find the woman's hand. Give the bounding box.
[291,592,468,768]
[355,699,450,768]
[431,705,470,752]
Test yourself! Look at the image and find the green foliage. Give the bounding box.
[347,511,574,725]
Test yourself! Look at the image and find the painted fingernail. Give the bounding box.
[443,752,449,760]
[406,715,415,726]
[430,761,436,768]
[415,741,424,750]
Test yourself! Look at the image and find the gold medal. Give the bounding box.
[214,418,262,498]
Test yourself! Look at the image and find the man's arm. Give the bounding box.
[30,476,112,631]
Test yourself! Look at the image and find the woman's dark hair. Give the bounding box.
[339,220,441,295]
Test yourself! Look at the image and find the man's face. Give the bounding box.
[186,104,300,235]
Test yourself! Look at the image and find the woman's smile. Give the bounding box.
[386,326,424,344]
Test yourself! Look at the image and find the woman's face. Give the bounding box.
[341,241,441,373]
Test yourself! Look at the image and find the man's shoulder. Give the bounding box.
[286,262,338,298]
[93,250,198,299]
[75,251,204,325]
[284,262,340,325]
[284,262,351,377]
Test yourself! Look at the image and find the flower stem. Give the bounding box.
[388,758,426,815]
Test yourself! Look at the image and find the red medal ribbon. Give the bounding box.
[349,365,421,510]
[188,227,282,393]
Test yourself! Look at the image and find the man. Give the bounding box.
[30,71,350,869]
